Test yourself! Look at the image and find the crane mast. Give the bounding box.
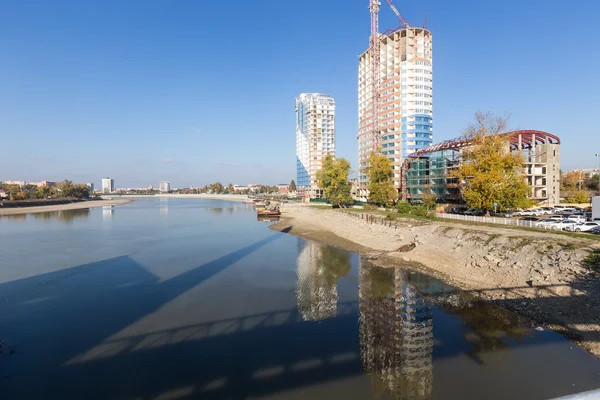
[369,0,381,152]
[369,0,409,153]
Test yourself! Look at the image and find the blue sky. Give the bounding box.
[1,0,599,188]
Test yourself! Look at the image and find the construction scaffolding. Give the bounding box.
[401,130,561,204]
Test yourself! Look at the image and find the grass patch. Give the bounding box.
[547,245,554,250]
[561,242,576,251]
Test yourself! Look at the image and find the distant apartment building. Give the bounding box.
[358,27,433,199]
[572,168,600,180]
[160,181,171,193]
[3,180,56,187]
[295,93,336,198]
[101,178,114,194]
[86,183,94,192]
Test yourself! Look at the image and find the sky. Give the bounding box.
[1,0,600,188]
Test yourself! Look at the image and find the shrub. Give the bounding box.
[396,201,412,214]
[411,206,431,217]
[385,212,398,221]
[363,203,378,211]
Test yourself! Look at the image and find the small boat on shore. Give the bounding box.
[256,200,281,217]
[257,208,281,216]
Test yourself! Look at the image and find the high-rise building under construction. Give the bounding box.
[358,26,433,199]
[296,93,336,198]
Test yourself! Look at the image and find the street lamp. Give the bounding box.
[595,153,600,196]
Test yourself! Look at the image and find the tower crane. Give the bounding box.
[369,0,381,152]
[384,0,409,29]
[369,0,409,152]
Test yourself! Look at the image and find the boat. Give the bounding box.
[256,200,281,216]
[256,208,281,216]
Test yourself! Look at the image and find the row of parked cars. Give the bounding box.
[447,206,599,234]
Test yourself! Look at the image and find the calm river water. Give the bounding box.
[1,198,599,399]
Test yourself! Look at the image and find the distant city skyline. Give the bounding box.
[2,1,600,187]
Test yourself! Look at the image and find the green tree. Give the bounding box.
[584,175,599,191]
[316,154,353,208]
[71,184,90,199]
[210,182,223,194]
[451,113,530,212]
[566,190,590,204]
[289,180,297,192]
[37,186,51,199]
[58,179,74,197]
[225,183,234,194]
[367,152,397,207]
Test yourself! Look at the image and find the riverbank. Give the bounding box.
[0,199,132,216]
[270,206,600,358]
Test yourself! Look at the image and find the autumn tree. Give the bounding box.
[289,180,297,192]
[562,171,582,190]
[367,152,396,207]
[451,112,530,212]
[566,191,590,204]
[316,154,353,208]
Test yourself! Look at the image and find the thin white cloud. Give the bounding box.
[161,158,175,163]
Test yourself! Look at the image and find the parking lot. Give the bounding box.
[442,206,599,234]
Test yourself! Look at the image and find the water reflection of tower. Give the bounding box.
[296,240,338,321]
[102,206,113,221]
[160,197,169,216]
[358,261,433,400]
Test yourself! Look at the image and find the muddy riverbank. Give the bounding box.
[270,206,600,358]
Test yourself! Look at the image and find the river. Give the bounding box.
[1,198,599,399]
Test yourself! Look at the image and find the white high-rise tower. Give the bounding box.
[358,28,433,199]
[295,93,336,199]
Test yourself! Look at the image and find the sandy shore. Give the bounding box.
[0,199,132,216]
[271,205,600,358]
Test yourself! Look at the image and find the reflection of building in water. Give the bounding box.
[296,239,351,322]
[160,198,169,216]
[296,240,337,321]
[359,261,433,400]
[102,206,113,221]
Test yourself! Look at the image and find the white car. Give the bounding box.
[536,219,559,228]
[520,209,542,216]
[568,222,600,232]
[565,214,586,223]
[549,215,564,221]
[551,219,579,231]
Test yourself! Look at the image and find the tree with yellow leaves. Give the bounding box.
[367,151,397,207]
[451,112,531,212]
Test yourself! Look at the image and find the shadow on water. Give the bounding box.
[1,225,599,399]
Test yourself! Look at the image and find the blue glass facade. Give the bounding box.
[401,114,433,159]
